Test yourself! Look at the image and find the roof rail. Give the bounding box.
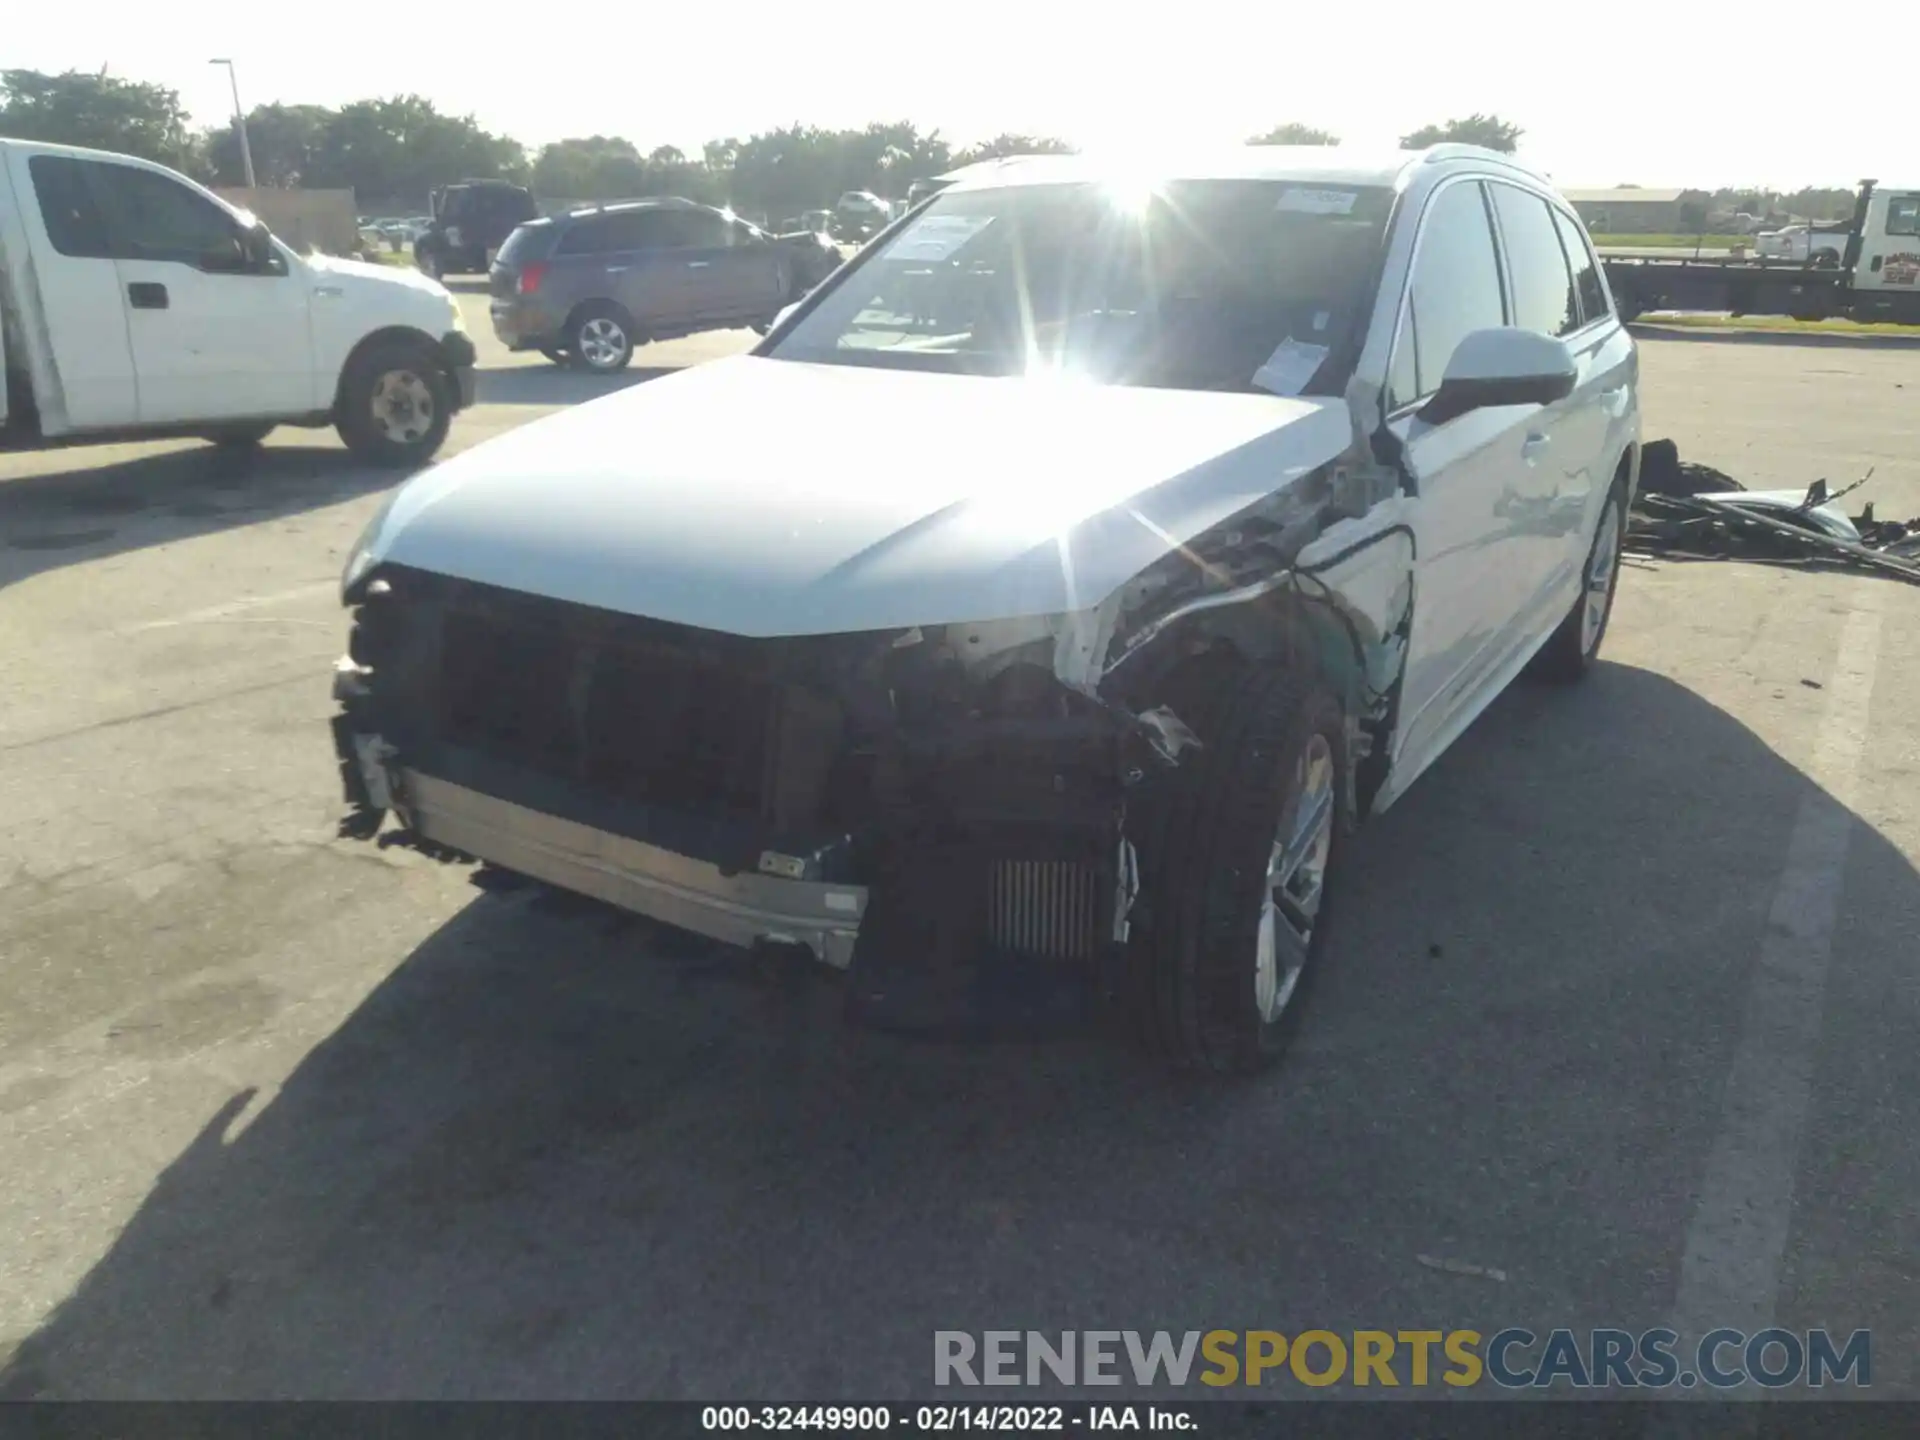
[1418,143,1513,165]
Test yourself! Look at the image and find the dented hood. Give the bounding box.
[362,355,1353,636]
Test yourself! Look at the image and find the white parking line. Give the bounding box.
[1664,587,1885,1394]
[116,581,338,634]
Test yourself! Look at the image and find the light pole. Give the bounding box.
[209,58,257,189]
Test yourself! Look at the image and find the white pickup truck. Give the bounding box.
[1,139,475,465]
[1751,219,1853,265]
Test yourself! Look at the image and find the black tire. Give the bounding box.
[567,304,636,373]
[1812,248,1840,270]
[1123,658,1347,1074]
[334,340,453,468]
[205,422,275,448]
[1528,473,1628,683]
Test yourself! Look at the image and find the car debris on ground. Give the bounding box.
[1629,439,1920,583]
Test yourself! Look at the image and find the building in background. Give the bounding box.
[215,187,359,255]
[1561,188,1687,234]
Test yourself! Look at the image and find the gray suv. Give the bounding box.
[489,199,802,372]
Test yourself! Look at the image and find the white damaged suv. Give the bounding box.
[332,144,1639,1073]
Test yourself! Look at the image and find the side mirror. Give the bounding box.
[1419,327,1576,425]
[245,219,274,267]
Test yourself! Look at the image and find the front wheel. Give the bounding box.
[1529,474,1627,683]
[1123,660,1347,1074]
[335,341,453,468]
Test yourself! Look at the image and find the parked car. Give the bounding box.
[2,138,474,466]
[415,180,538,279]
[333,145,1639,1073]
[487,199,829,370]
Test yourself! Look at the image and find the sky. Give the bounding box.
[8,1,1901,191]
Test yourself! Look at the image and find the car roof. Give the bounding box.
[937,144,1554,195]
[558,196,705,222]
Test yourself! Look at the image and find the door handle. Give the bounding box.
[604,266,629,274]
[1521,432,1552,462]
[314,284,344,300]
[686,260,711,269]
[127,282,169,310]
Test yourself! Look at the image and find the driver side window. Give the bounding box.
[90,163,250,270]
[1386,181,1507,412]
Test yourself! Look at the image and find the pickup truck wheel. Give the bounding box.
[568,306,636,372]
[335,342,453,468]
[205,422,275,448]
[1529,474,1627,683]
[1123,659,1346,1074]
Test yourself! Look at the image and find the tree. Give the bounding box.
[1398,113,1523,153]
[1248,123,1339,146]
[304,95,526,205]
[724,122,953,218]
[531,136,723,205]
[952,133,1075,165]
[205,102,333,188]
[0,68,200,171]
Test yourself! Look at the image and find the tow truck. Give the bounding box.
[1602,180,1920,323]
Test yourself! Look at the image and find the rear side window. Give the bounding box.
[659,209,731,248]
[555,216,618,255]
[1388,180,1506,411]
[28,155,112,258]
[1489,183,1578,338]
[558,210,685,254]
[1552,207,1611,324]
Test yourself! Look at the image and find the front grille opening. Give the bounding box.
[437,605,775,818]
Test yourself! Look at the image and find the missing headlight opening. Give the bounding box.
[330,461,1412,1042]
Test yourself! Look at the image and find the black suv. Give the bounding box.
[415,180,538,279]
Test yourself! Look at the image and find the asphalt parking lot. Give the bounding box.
[2,295,1917,1400]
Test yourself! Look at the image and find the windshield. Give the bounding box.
[769,179,1393,393]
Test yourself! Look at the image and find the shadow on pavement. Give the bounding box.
[0,442,393,594]
[4,663,1916,1398]
[475,364,680,408]
[1630,322,1920,350]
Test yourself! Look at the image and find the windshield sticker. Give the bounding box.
[881,214,996,263]
[1276,187,1359,216]
[1251,338,1330,398]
